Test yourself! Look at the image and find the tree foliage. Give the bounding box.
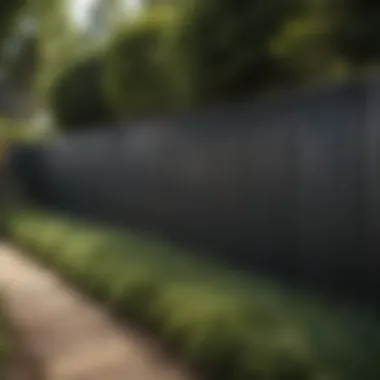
[168,0,303,104]
[103,7,180,118]
[333,0,380,69]
[49,53,115,131]
[270,0,350,84]
[20,0,380,131]
[36,0,81,103]
[1,27,38,89]
[0,0,27,47]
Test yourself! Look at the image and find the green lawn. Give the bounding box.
[7,208,380,380]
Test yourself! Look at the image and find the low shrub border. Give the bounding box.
[0,298,12,379]
[7,208,380,380]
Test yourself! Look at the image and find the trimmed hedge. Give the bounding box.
[7,208,380,380]
[103,7,183,118]
[0,300,12,377]
[48,53,116,132]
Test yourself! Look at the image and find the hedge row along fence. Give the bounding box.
[0,297,12,378]
[6,208,380,380]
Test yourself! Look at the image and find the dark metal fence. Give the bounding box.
[6,76,380,305]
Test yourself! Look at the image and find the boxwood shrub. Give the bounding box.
[0,298,12,377]
[7,208,380,380]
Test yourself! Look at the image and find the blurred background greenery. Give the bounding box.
[1,3,380,379]
[0,0,379,136]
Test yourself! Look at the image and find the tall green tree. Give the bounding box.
[0,0,28,47]
[333,0,380,71]
[103,7,179,118]
[0,2,38,117]
[270,0,350,84]
[1,9,38,88]
[168,0,303,104]
[35,0,80,103]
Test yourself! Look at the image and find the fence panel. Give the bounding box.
[6,77,380,303]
